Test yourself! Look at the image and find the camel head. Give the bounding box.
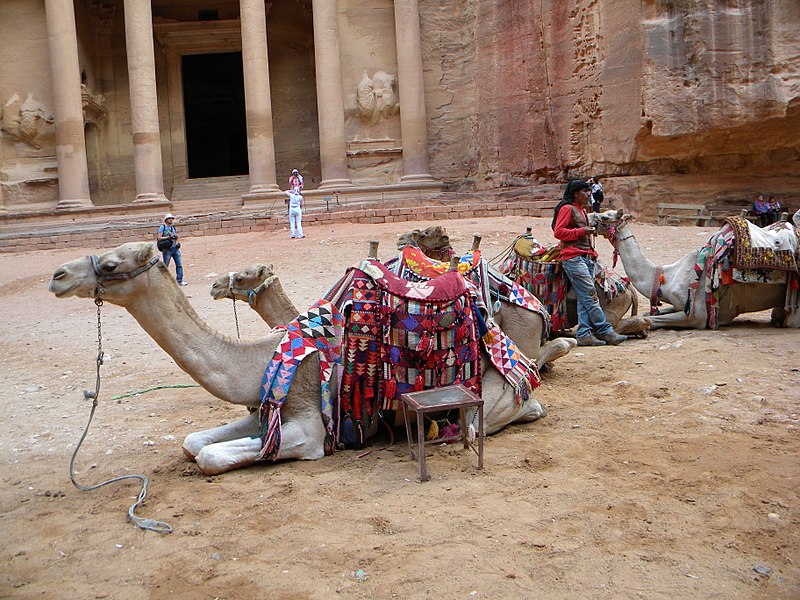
[210,264,275,302]
[49,242,163,305]
[396,225,454,260]
[588,209,630,240]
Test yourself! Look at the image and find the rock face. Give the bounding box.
[1,0,798,217]
[421,0,800,215]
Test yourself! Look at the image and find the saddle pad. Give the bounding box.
[258,299,343,460]
[724,217,798,272]
[395,246,481,279]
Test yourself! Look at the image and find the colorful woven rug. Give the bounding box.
[336,268,383,441]
[360,259,482,411]
[258,299,343,460]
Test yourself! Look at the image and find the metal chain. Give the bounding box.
[68,298,172,534]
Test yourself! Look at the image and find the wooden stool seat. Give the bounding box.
[399,384,484,481]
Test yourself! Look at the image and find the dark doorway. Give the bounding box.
[182,52,249,178]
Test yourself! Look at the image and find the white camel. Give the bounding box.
[49,243,550,475]
[590,210,800,329]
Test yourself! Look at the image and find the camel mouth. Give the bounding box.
[49,280,80,298]
[209,285,232,300]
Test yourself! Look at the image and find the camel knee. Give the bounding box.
[182,431,210,458]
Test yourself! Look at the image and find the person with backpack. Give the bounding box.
[156,213,187,286]
[552,179,625,347]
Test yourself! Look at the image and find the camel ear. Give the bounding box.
[264,263,274,276]
[139,243,154,264]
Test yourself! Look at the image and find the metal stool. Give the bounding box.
[399,384,484,481]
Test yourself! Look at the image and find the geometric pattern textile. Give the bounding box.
[360,259,482,411]
[257,299,343,460]
[482,323,540,404]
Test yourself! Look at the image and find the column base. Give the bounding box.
[56,198,94,209]
[318,178,355,190]
[400,173,437,184]
[133,192,169,203]
[249,183,281,194]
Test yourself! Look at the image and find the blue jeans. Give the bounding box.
[162,245,184,283]
[561,255,613,339]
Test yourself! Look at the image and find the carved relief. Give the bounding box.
[356,70,399,126]
[1,94,54,149]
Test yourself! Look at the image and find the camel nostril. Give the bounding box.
[52,269,66,280]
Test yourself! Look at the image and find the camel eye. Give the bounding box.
[101,261,118,273]
[234,276,244,285]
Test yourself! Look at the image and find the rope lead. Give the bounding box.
[69,298,173,534]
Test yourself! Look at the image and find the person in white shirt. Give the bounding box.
[286,168,305,239]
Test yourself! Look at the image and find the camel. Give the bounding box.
[398,226,650,337]
[210,259,562,431]
[589,210,800,329]
[50,243,550,475]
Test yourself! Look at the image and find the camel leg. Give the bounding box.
[195,436,264,475]
[182,410,261,458]
[646,310,707,329]
[538,338,577,369]
[191,417,326,475]
[614,316,651,337]
[468,366,547,435]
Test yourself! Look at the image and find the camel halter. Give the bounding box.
[90,254,160,298]
[70,253,171,533]
[608,221,634,267]
[227,273,278,339]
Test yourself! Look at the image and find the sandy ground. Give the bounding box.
[1,215,798,599]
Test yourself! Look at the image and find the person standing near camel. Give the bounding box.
[156,213,187,285]
[552,179,626,347]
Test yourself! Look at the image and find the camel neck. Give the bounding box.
[613,225,658,298]
[253,278,299,327]
[125,269,280,405]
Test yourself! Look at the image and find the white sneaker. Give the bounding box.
[179,281,188,286]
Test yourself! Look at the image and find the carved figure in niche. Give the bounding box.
[356,70,399,126]
[1,93,55,149]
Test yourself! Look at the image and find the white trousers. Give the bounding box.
[289,206,303,238]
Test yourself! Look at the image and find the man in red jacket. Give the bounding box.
[552,179,626,347]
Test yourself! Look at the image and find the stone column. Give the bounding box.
[44,0,93,209]
[240,0,279,193]
[393,0,434,182]
[312,0,353,189]
[123,0,167,202]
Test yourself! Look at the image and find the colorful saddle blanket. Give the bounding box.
[721,217,799,272]
[389,247,542,400]
[360,259,482,411]
[258,299,343,460]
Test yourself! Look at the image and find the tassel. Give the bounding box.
[383,378,397,400]
[467,423,477,444]
[415,333,433,356]
[426,419,439,441]
[493,300,502,313]
[415,373,425,391]
[482,329,495,345]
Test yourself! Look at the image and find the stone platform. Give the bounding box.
[0,186,561,254]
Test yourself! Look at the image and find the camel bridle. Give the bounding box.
[89,254,160,298]
[227,272,278,339]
